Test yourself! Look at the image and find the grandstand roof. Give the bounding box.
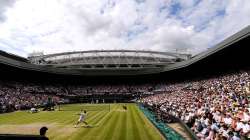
[0,25,249,77]
[27,50,191,69]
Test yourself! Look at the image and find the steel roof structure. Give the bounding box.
[28,50,191,69]
[0,25,249,76]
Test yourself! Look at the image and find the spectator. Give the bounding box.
[40,126,49,140]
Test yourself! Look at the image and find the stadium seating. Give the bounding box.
[140,70,250,139]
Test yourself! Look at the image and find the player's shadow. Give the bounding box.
[81,125,94,128]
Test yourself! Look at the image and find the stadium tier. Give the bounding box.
[0,26,250,140]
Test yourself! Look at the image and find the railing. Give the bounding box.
[138,104,184,140]
[169,115,199,140]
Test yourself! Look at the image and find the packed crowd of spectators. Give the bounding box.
[0,82,62,113]
[140,70,250,140]
[69,84,153,96]
[0,81,153,113]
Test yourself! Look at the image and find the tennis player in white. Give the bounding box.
[75,110,88,128]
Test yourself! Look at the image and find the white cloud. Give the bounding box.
[0,0,249,57]
[0,0,16,22]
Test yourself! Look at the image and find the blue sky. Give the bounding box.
[0,0,250,57]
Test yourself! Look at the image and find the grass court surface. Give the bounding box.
[0,104,164,140]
